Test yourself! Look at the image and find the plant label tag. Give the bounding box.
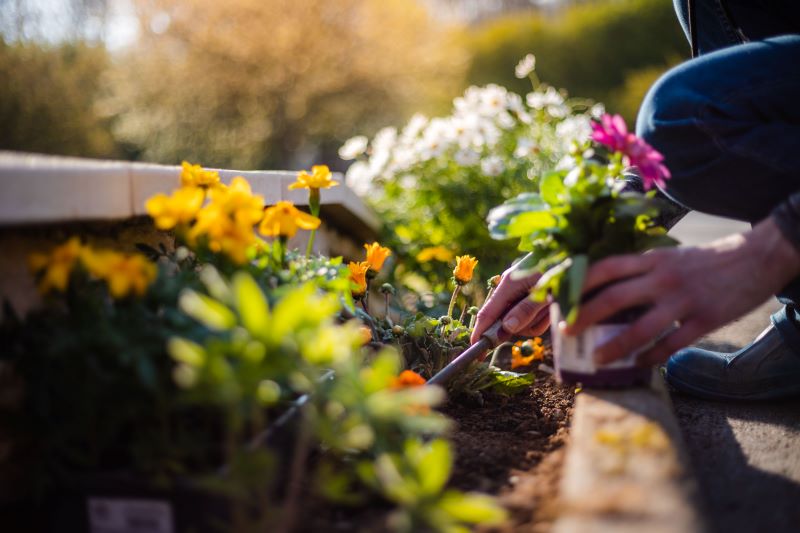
[88,498,174,533]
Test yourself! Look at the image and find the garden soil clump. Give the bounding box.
[441,365,574,532]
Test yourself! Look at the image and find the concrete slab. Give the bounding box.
[666,211,800,533]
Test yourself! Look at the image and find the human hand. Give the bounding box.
[563,216,800,366]
[470,261,550,345]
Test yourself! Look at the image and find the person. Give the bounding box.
[472,0,800,400]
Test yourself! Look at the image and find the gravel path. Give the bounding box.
[667,213,800,533]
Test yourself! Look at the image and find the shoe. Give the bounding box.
[665,307,800,400]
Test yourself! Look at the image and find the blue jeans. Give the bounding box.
[636,1,800,307]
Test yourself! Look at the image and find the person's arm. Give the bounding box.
[564,215,800,366]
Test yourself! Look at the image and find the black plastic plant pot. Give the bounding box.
[550,303,652,388]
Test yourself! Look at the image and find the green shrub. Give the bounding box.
[463,0,688,123]
[0,39,118,157]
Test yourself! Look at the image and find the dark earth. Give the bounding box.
[304,349,575,532]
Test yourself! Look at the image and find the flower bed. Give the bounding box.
[1,55,677,532]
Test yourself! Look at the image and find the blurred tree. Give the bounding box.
[0,38,118,157]
[104,0,466,170]
[462,0,688,123]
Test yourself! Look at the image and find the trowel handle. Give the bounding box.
[427,320,510,386]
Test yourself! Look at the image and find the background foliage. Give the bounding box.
[0,0,687,168]
[462,0,687,124]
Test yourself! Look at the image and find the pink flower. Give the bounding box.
[591,113,671,190]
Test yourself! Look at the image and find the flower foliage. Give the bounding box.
[28,237,157,298]
[348,261,370,297]
[364,242,392,273]
[288,164,339,190]
[259,200,321,238]
[511,338,544,369]
[487,114,677,322]
[27,237,83,294]
[453,255,478,285]
[591,113,670,190]
[341,63,606,283]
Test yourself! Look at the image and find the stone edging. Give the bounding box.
[0,151,379,240]
[554,375,706,532]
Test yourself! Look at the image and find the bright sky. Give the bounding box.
[6,0,143,50]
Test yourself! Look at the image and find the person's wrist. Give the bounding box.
[748,216,800,286]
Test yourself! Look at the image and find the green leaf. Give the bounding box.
[486,193,544,240]
[567,254,588,309]
[167,337,206,367]
[506,211,557,238]
[179,289,237,331]
[480,369,535,395]
[540,171,566,205]
[232,272,269,335]
[417,439,452,496]
[438,491,507,525]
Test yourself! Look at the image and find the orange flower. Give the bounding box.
[348,261,369,297]
[511,338,544,369]
[288,164,339,190]
[358,326,373,345]
[259,201,321,238]
[364,242,391,273]
[391,370,427,389]
[453,255,478,285]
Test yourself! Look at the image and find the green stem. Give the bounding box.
[278,236,287,269]
[447,284,461,320]
[305,188,321,259]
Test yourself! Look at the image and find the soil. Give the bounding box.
[302,348,575,532]
[441,363,574,532]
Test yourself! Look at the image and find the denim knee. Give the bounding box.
[635,64,715,212]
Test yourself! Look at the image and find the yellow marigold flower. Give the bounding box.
[206,176,265,228]
[416,246,454,263]
[82,249,157,299]
[204,220,258,265]
[348,261,369,297]
[288,164,339,190]
[27,237,83,294]
[363,242,391,272]
[180,161,220,188]
[391,370,427,389]
[511,338,544,369]
[259,201,322,238]
[453,255,478,285]
[145,186,205,230]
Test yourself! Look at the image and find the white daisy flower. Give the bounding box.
[556,116,592,146]
[481,156,505,177]
[338,136,368,160]
[345,161,375,196]
[454,149,480,166]
[515,54,536,79]
[514,138,537,158]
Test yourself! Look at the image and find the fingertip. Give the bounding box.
[502,315,521,333]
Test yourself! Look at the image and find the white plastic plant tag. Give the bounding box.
[88,498,174,533]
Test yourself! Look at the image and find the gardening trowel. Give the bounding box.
[427,320,510,386]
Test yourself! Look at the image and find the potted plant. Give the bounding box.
[487,113,677,386]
